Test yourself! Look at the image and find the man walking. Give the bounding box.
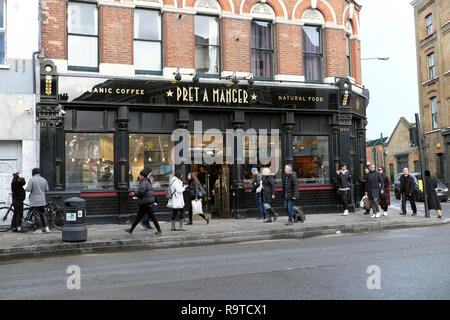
[336,163,352,216]
[251,168,265,220]
[25,168,50,234]
[283,165,299,225]
[365,164,384,218]
[399,167,417,216]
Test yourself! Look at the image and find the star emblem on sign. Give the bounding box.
[166,89,173,97]
[251,93,257,100]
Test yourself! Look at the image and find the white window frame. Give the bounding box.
[425,13,433,36]
[427,52,435,79]
[431,97,438,130]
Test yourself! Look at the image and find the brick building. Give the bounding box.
[411,0,450,187]
[36,0,369,221]
[365,133,388,171]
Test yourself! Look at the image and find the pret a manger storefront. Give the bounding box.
[38,62,369,222]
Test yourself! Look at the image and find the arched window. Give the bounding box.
[251,2,275,79]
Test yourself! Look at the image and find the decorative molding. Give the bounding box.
[301,8,325,24]
[97,1,136,8]
[220,13,253,20]
[194,0,221,12]
[250,2,276,20]
[161,7,195,14]
[134,0,164,9]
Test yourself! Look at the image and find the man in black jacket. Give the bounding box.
[336,163,352,216]
[399,167,417,215]
[11,172,26,232]
[251,168,265,220]
[283,165,299,225]
[365,164,384,218]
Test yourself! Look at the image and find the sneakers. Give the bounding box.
[17,226,22,232]
[343,209,349,216]
[375,211,381,218]
[383,211,388,216]
[44,227,51,233]
[124,228,132,234]
[371,213,376,218]
[33,229,42,234]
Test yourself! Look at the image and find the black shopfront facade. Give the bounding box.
[38,61,369,222]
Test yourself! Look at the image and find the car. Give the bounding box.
[393,172,448,202]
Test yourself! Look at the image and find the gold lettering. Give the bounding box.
[213,89,219,102]
[188,87,193,102]
[183,87,188,102]
[226,89,231,103]
[203,89,209,102]
[243,90,248,103]
[194,87,199,102]
[220,90,225,103]
[177,87,182,101]
[232,89,237,103]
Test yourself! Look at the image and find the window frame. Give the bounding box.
[66,0,99,72]
[431,96,438,130]
[427,52,435,79]
[346,34,351,77]
[194,14,221,78]
[134,8,163,75]
[302,24,324,83]
[0,0,6,65]
[425,13,433,36]
[251,19,274,80]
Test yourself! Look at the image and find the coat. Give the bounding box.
[134,177,155,205]
[365,170,383,198]
[262,175,275,204]
[400,174,416,195]
[283,172,299,200]
[167,177,185,209]
[337,170,352,190]
[25,174,49,207]
[424,176,441,210]
[186,179,204,201]
[251,173,263,193]
[379,174,391,206]
[11,177,26,201]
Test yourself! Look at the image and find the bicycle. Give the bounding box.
[0,202,30,232]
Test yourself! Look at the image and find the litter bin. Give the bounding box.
[62,197,87,242]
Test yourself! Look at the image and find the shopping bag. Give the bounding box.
[191,199,203,215]
[360,195,367,208]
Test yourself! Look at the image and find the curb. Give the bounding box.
[0,219,448,262]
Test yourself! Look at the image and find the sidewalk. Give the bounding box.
[1,207,448,262]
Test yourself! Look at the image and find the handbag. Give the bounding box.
[165,180,174,199]
[198,184,206,199]
[191,199,203,215]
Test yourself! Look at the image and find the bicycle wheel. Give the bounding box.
[21,207,36,232]
[52,209,64,231]
[0,206,13,232]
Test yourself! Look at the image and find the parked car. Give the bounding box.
[393,172,448,202]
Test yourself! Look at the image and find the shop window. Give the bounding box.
[426,13,433,36]
[129,134,174,189]
[134,9,162,74]
[251,20,273,79]
[195,15,220,76]
[292,136,329,184]
[427,53,435,79]
[431,97,438,129]
[67,1,98,71]
[0,0,5,64]
[65,133,114,190]
[302,25,323,82]
[346,35,351,77]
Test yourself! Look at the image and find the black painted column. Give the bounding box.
[116,106,129,215]
[356,121,367,207]
[55,120,65,190]
[231,111,246,219]
[282,112,295,167]
[39,121,56,190]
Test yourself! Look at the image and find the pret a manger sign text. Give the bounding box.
[168,86,255,104]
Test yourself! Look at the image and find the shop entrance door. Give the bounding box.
[190,164,231,218]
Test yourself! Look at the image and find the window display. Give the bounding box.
[293,136,329,184]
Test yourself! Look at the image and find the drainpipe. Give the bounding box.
[32,0,42,168]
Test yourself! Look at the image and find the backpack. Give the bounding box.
[293,206,306,223]
[165,180,175,199]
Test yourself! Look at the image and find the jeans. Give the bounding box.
[255,193,266,218]
[401,192,417,214]
[142,203,157,227]
[33,206,48,229]
[369,197,380,214]
[12,199,24,229]
[284,199,295,222]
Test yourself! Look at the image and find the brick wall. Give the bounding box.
[221,18,251,72]
[323,28,347,78]
[41,0,66,59]
[274,23,302,75]
[163,12,194,69]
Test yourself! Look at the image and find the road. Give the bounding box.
[390,196,449,218]
[0,225,449,300]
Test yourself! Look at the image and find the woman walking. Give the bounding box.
[378,166,390,216]
[424,170,442,218]
[168,171,187,231]
[262,167,279,223]
[185,172,209,225]
[124,169,161,235]
[11,172,26,232]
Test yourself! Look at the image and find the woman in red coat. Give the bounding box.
[378,166,391,216]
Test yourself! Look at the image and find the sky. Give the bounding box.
[359,0,419,140]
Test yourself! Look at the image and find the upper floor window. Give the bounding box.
[425,13,433,36]
[303,25,323,82]
[431,97,438,129]
[0,0,5,64]
[251,20,273,79]
[427,52,435,79]
[346,35,351,77]
[195,15,219,76]
[134,9,162,74]
[67,2,98,71]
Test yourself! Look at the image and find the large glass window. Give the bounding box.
[129,134,174,189]
[251,20,273,78]
[431,97,438,129]
[302,25,323,82]
[292,136,329,184]
[195,15,219,75]
[67,1,98,70]
[0,0,5,64]
[428,53,435,79]
[134,9,162,73]
[65,133,114,190]
[426,13,433,36]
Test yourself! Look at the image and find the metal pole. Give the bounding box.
[415,113,429,218]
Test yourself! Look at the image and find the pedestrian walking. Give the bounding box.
[361,165,371,215]
[365,164,384,218]
[11,172,26,232]
[424,170,442,218]
[251,168,265,219]
[399,167,417,216]
[378,166,390,216]
[167,171,188,231]
[283,165,299,225]
[336,163,352,216]
[185,172,209,225]
[125,169,161,235]
[262,167,278,223]
[25,168,50,234]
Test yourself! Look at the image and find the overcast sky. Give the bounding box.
[359,0,419,140]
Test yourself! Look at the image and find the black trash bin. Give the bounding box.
[62,197,87,242]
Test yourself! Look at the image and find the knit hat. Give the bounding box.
[251,168,258,173]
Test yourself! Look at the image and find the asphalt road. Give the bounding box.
[390,197,449,218]
[1,225,449,300]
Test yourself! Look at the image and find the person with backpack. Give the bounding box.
[125,169,161,235]
[336,163,352,216]
[251,168,265,220]
[424,170,442,218]
[11,172,26,232]
[185,172,209,225]
[167,171,188,231]
[262,167,278,223]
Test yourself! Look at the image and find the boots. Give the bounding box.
[270,208,279,221]
[437,210,442,218]
[171,220,177,231]
[178,220,185,231]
